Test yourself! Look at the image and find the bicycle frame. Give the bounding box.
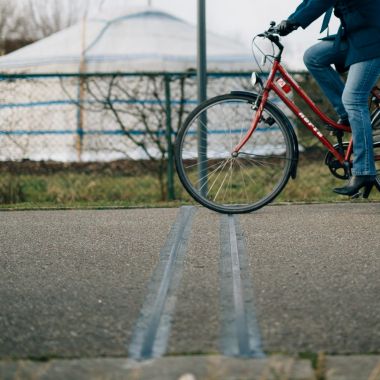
[233,59,353,165]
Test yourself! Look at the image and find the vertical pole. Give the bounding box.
[76,76,85,162]
[198,0,207,104]
[197,0,208,195]
[76,15,87,162]
[165,75,175,201]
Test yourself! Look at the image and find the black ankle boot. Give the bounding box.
[333,175,375,198]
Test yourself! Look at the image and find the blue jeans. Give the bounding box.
[303,40,380,176]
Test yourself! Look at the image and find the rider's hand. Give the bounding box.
[277,20,299,36]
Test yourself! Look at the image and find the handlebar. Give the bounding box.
[257,22,284,58]
[258,22,278,36]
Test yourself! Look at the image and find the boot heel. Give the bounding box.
[363,183,374,199]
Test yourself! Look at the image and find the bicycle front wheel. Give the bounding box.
[175,93,297,214]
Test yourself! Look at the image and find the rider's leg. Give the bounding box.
[303,40,348,120]
[342,57,380,176]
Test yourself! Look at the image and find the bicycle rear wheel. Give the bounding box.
[374,142,380,190]
[371,108,380,190]
[175,93,297,214]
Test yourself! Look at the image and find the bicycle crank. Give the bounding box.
[324,142,351,180]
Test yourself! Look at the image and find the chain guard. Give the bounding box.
[324,142,351,180]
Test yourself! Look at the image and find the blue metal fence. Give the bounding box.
[0,72,255,160]
[0,72,261,200]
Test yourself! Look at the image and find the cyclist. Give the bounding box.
[278,0,380,197]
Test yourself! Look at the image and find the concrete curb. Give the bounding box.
[326,356,380,380]
[0,355,314,380]
[1,355,380,379]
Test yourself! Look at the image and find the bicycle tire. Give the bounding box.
[373,142,380,191]
[371,108,380,190]
[175,92,298,214]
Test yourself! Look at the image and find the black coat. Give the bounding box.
[288,0,380,66]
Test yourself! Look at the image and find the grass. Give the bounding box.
[278,158,380,203]
[0,155,379,210]
[0,172,172,208]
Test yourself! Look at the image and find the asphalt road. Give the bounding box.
[0,203,379,361]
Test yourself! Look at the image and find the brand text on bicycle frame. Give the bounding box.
[298,112,323,138]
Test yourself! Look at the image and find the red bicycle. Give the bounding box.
[175,22,380,214]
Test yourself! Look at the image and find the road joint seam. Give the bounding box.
[219,214,265,358]
[128,206,196,360]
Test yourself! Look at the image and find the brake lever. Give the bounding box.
[258,26,279,39]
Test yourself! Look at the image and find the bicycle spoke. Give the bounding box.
[207,158,232,197]
[213,161,232,202]
[184,157,225,171]
[221,159,233,203]
[196,159,228,191]
[240,152,293,161]
[236,158,254,184]
[240,154,287,169]
[237,158,262,186]
[235,159,250,202]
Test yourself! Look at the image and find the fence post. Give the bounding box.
[164,74,175,201]
[76,16,88,162]
[76,75,85,161]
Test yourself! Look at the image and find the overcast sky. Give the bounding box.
[134,0,341,70]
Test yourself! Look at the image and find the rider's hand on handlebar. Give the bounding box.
[277,20,299,36]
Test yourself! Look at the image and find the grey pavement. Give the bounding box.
[241,203,380,354]
[0,208,178,358]
[0,203,379,379]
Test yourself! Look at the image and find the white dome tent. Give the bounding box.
[0,6,254,73]
[0,6,259,162]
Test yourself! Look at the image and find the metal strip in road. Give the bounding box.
[128,206,196,361]
[228,216,250,355]
[219,214,265,358]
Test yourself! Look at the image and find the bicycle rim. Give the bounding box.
[374,142,380,189]
[372,109,380,189]
[175,94,295,214]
